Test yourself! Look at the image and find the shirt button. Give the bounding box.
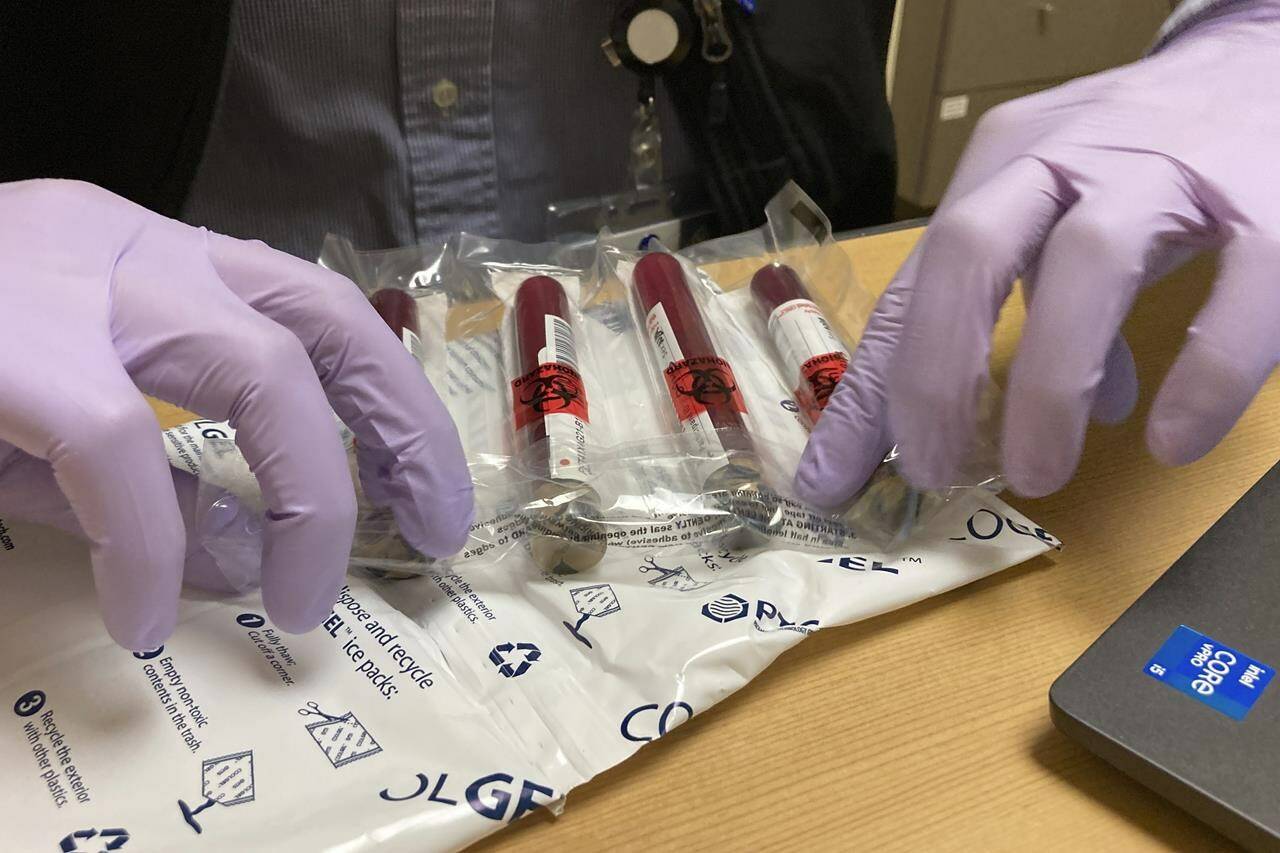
[432,78,459,111]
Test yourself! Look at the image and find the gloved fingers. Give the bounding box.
[938,70,1115,206]
[205,233,473,558]
[168,468,263,595]
[1001,163,1205,496]
[0,450,265,597]
[1147,234,1280,466]
[888,156,1068,490]
[1090,335,1140,425]
[1018,264,1139,426]
[794,245,920,508]
[155,315,351,632]
[113,236,355,635]
[0,366,184,651]
[352,444,400,507]
[0,448,80,536]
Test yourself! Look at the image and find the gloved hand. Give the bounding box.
[0,180,473,650]
[797,1,1280,506]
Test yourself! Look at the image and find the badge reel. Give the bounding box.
[544,0,712,248]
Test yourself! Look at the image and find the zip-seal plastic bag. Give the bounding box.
[181,183,1003,585]
[593,183,1001,546]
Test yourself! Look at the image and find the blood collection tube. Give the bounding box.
[633,251,773,542]
[750,263,849,426]
[370,288,425,367]
[355,288,432,577]
[633,251,753,458]
[511,275,606,574]
[750,266,922,542]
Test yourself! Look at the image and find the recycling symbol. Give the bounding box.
[59,828,129,852]
[488,642,541,678]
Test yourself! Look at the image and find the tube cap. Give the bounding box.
[527,482,609,574]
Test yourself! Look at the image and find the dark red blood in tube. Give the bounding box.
[370,288,419,340]
[369,287,426,370]
[360,288,425,458]
[750,263,849,425]
[515,277,570,374]
[749,262,807,313]
[514,276,605,572]
[512,276,590,476]
[633,252,752,454]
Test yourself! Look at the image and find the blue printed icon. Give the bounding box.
[563,585,621,648]
[701,594,749,623]
[298,702,382,768]
[639,557,708,592]
[13,689,45,718]
[177,750,256,834]
[1145,625,1274,721]
[132,647,163,661]
[489,643,541,678]
[59,828,129,851]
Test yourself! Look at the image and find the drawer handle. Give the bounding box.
[1037,1,1056,35]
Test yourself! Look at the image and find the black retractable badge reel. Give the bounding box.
[543,1,711,247]
[603,0,694,189]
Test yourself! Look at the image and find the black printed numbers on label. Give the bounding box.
[13,689,45,718]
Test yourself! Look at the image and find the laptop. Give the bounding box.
[1051,460,1280,851]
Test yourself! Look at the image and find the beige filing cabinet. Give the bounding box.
[890,0,1174,209]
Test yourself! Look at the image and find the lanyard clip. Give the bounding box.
[694,0,733,63]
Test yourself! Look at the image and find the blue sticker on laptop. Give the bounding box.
[1145,625,1273,721]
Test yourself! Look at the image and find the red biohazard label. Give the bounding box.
[797,351,848,422]
[663,356,747,422]
[511,362,589,430]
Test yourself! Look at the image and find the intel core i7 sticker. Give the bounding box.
[1145,625,1273,721]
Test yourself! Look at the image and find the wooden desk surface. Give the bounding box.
[153,226,1277,851]
[472,227,1277,851]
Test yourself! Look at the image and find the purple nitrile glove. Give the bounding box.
[0,180,473,650]
[798,1,1280,506]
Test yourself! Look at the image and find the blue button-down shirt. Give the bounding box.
[182,0,695,259]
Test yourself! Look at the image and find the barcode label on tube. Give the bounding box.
[544,314,579,371]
